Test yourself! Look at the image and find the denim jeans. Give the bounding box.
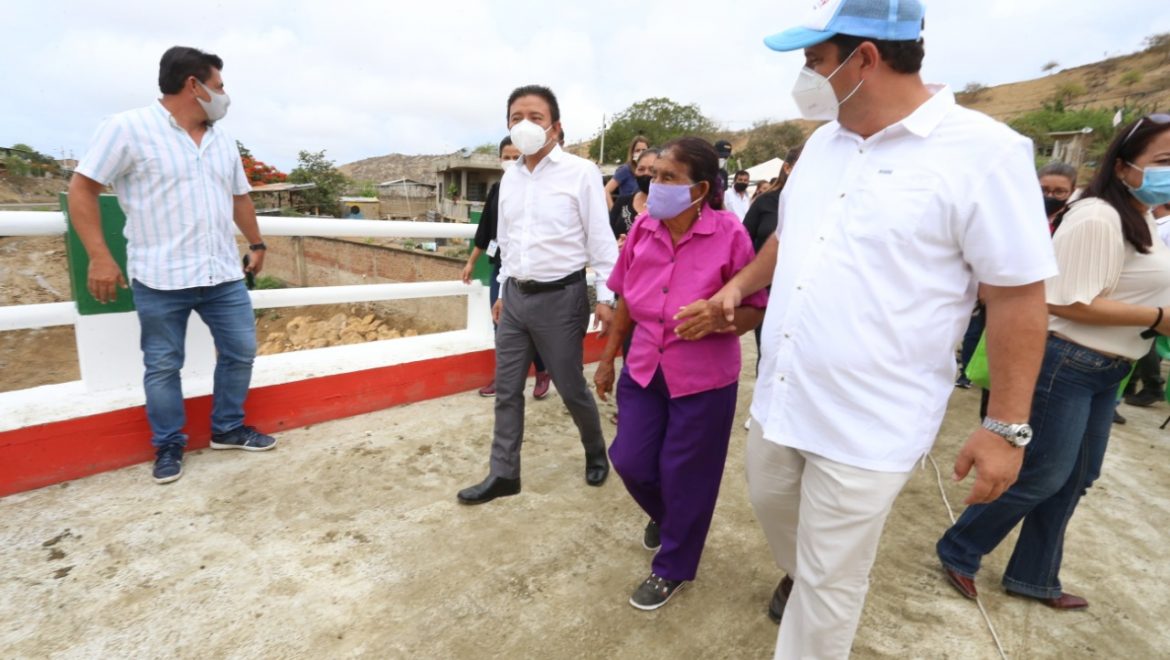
[132,279,257,448]
[937,334,1132,598]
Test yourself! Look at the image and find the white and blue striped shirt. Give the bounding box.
[76,101,252,290]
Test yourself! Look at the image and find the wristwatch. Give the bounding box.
[249,242,267,251]
[982,417,1033,448]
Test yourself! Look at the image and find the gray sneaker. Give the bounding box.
[210,425,277,451]
[643,520,661,551]
[629,573,685,611]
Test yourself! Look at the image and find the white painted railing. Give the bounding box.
[1,211,477,239]
[0,211,493,398]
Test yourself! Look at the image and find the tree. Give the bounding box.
[288,150,350,217]
[8,143,60,176]
[472,142,497,155]
[236,140,253,159]
[737,122,806,169]
[589,97,718,164]
[1008,107,1117,164]
[957,82,989,103]
[1145,32,1170,54]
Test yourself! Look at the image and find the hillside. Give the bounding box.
[337,153,442,186]
[958,48,1170,120]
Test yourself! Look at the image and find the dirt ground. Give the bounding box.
[1,336,1168,659]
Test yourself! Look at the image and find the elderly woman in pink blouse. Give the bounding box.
[594,137,768,611]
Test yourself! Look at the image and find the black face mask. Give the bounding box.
[636,175,652,195]
[734,182,749,193]
[1043,196,1066,216]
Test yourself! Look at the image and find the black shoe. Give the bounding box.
[1113,410,1127,425]
[457,475,521,505]
[955,375,973,389]
[767,576,794,624]
[585,453,609,486]
[629,573,685,611]
[1124,389,1163,408]
[152,444,184,484]
[643,520,661,551]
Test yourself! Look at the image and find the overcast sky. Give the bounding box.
[3,1,1168,172]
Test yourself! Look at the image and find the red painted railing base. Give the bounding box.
[0,336,608,497]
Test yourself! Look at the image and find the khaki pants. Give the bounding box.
[745,420,914,660]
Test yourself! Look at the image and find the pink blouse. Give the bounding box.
[607,205,768,397]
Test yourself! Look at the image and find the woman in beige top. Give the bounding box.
[938,114,1170,610]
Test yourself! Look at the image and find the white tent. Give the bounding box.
[745,157,785,183]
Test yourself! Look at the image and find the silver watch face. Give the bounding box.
[1009,424,1033,447]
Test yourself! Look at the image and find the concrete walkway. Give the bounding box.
[3,339,1168,659]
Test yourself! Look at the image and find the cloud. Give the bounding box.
[2,0,1168,171]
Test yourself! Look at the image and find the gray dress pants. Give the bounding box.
[490,278,606,479]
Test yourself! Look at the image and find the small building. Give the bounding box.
[377,178,438,219]
[339,196,381,220]
[433,152,501,221]
[248,182,317,215]
[377,178,435,198]
[1047,127,1094,169]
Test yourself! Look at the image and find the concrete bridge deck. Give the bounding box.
[3,342,1168,659]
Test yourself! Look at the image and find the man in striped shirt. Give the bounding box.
[69,46,277,485]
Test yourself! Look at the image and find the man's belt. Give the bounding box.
[514,269,586,294]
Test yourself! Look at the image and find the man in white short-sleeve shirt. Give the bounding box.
[694,2,1057,657]
[69,46,277,487]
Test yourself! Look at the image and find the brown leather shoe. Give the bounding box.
[943,567,978,600]
[767,576,794,623]
[1008,591,1089,610]
[1040,593,1089,610]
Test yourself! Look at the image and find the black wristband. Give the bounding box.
[248,242,267,251]
[1141,307,1163,339]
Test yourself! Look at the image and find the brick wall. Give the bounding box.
[240,236,470,330]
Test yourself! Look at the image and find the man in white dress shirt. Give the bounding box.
[457,85,619,504]
[695,1,1057,657]
[725,170,753,220]
[69,46,276,486]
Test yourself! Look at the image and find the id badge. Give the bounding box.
[487,240,499,257]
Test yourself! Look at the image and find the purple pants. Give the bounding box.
[609,367,737,581]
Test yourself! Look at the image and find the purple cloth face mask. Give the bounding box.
[647,182,699,221]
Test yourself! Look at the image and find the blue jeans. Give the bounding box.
[937,335,1132,598]
[132,279,257,448]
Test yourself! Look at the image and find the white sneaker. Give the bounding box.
[744,418,751,430]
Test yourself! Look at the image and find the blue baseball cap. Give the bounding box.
[764,0,925,52]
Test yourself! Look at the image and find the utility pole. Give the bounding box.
[599,114,606,165]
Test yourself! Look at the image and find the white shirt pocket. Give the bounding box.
[847,170,941,244]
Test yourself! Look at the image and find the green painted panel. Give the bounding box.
[61,192,136,315]
[468,208,491,287]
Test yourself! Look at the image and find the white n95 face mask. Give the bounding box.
[510,119,552,156]
[791,50,862,121]
[196,80,231,122]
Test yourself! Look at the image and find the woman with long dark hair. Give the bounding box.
[605,135,649,208]
[594,137,767,610]
[938,114,1170,609]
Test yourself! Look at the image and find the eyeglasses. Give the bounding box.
[1120,113,1170,147]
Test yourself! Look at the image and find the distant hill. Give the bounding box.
[957,47,1170,120]
[338,153,443,186]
